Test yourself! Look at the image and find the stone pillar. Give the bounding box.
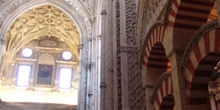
[77,42,88,110]
[144,86,154,110]
[100,1,108,108]
[169,50,188,110]
[88,15,96,110]
[27,63,36,91]
[96,35,101,110]
[71,66,76,90]
[0,38,5,66]
[119,0,130,110]
[214,0,220,22]
[11,62,16,88]
[52,64,59,92]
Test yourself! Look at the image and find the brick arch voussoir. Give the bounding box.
[151,72,174,110]
[142,25,166,68]
[167,0,181,27]
[182,24,220,96]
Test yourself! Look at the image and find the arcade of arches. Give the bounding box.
[0,0,220,110]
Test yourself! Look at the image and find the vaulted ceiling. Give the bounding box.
[5,4,80,60]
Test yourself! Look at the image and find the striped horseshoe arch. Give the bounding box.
[182,24,220,109]
[142,25,171,87]
[142,26,166,70]
[151,72,174,110]
[168,0,213,29]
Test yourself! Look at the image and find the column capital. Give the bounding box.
[78,44,83,49]
[90,16,96,23]
[100,10,107,15]
[0,38,5,45]
[100,82,106,88]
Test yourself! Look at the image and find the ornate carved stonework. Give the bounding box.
[120,46,138,53]
[116,1,122,109]
[78,0,92,12]
[4,4,80,66]
[0,0,92,37]
[137,0,172,48]
[143,0,168,29]
[125,0,146,110]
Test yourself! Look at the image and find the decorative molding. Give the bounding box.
[0,0,92,39]
[143,84,154,89]
[100,82,107,88]
[88,90,93,97]
[150,72,171,104]
[180,20,219,71]
[97,35,101,38]
[120,46,138,53]
[163,0,173,27]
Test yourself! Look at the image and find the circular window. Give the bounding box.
[22,48,33,57]
[62,51,72,60]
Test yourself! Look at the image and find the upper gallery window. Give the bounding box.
[16,65,31,86]
[62,51,72,60]
[59,67,72,89]
[22,48,33,57]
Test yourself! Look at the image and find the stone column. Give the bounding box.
[71,66,76,90]
[100,2,108,109]
[96,35,101,110]
[112,1,118,109]
[0,39,5,65]
[169,50,188,110]
[144,86,154,110]
[27,63,36,91]
[88,16,96,110]
[77,41,88,110]
[119,0,130,110]
[11,62,16,88]
[0,39,5,83]
[52,64,59,92]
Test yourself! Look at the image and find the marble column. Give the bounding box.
[169,50,188,110]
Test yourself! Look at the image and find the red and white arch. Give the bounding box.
[142,26,166,72]
[152,75,174,110]
[183,27,220,109]
[168,0,214,28]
